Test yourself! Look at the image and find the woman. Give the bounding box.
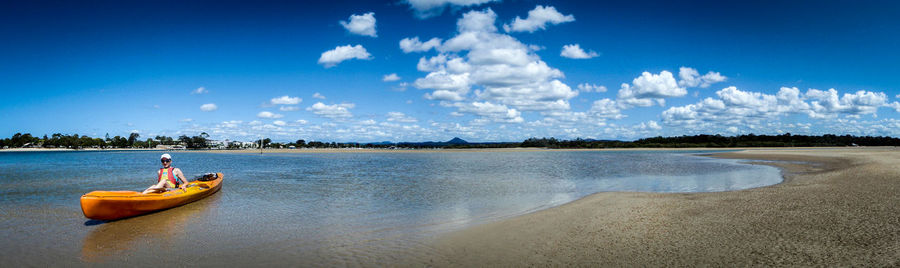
[142,153,190,194]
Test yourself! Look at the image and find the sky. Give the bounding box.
[2,0,900,142]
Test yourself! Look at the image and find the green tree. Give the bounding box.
[128,132,140,147]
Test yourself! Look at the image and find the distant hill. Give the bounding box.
[447,137,468,144]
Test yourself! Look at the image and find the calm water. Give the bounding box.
[0,150,782,266]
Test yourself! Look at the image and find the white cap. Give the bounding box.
[161,153,172,160]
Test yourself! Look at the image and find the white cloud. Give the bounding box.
[503,5,574,33]
[306,102,354,119]
[589,98,625,119]
[279,106,300,111]
[415,71,471,101]
[312,92,325,99]
[805,89,887,118]
[257,111,284,119]
[400,37,442,53]
[270,95,302,105]
[678,67,727,88]
[318,44,373,68]
[636,121,662,131]
[200,103,218,112]
[273,120,286,126]
[387,112,418,123]
[340,12,377,37]
[180,118,193,122]
[450,101,523,123]
[661,86,889,131]
[360,119,377,125]
[413,9,577,111]
[577,83,607,93]
[296,119,308,124]
[456,7,498,32]
[383,73,401,82]
[617,70,686,107]
[560,44,598,59]
[191,87,208,94]
[403,0,499,19]
[889,102,900,112]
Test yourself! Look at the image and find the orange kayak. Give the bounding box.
[80,173,224,220]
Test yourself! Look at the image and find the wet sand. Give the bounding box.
[409,148,900,266]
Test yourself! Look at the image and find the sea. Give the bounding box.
[0,150,782,266]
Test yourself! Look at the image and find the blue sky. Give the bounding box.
[3,0,900,142]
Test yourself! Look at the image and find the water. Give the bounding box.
[0,150,782,266]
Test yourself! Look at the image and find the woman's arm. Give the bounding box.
[174,168,190,190]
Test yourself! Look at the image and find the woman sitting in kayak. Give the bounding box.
[142,153,190,194]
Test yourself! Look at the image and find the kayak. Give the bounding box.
[80,173,224,220]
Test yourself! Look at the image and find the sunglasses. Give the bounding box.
[161,159,171,163]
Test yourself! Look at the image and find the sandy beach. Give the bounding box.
[407,147,900,266]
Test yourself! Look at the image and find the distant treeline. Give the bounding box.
[0,132,212,149]
[3,132,898,150]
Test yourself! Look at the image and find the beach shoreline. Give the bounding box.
[0,146,873,154]
[407,147,900,266]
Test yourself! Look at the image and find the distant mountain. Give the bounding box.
[447,137,468,144]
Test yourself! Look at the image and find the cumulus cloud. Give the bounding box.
[383,73,401,82]
[678,67,727,88]
[412,8,578,111]
[450,101,524,123]
[257,111,284,119]
[270,95,301,105]
[387,112,418,123]
[273,120,286,126]
[312,92,325,99]
[340,12,377,37]
[577,83,607,93]
[200,103,218,111]
[318,44,373,68]
[279,106,300,112]
[191,87,208,94]
[617,70,686,107]
[306,102,354,119]
[636,121,662,131]
[662,86,890,131]
[503,5,574,33]
[400,37,442,53]
[589,98,625,119]
[805,89,887,118]
[560,44,598,59]
[403,0,499,19]
[416,71,471,101]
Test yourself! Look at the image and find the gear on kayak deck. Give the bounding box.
[196,173,219,181]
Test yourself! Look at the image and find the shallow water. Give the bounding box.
[0,150,781,266]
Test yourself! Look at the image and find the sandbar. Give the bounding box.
[406,147,900,266]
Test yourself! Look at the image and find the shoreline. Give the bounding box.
[408,148,900,266]
[1,146,874,153]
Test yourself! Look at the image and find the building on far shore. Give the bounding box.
[155,145,186,150]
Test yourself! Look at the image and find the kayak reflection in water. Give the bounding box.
[142,153,190,194]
